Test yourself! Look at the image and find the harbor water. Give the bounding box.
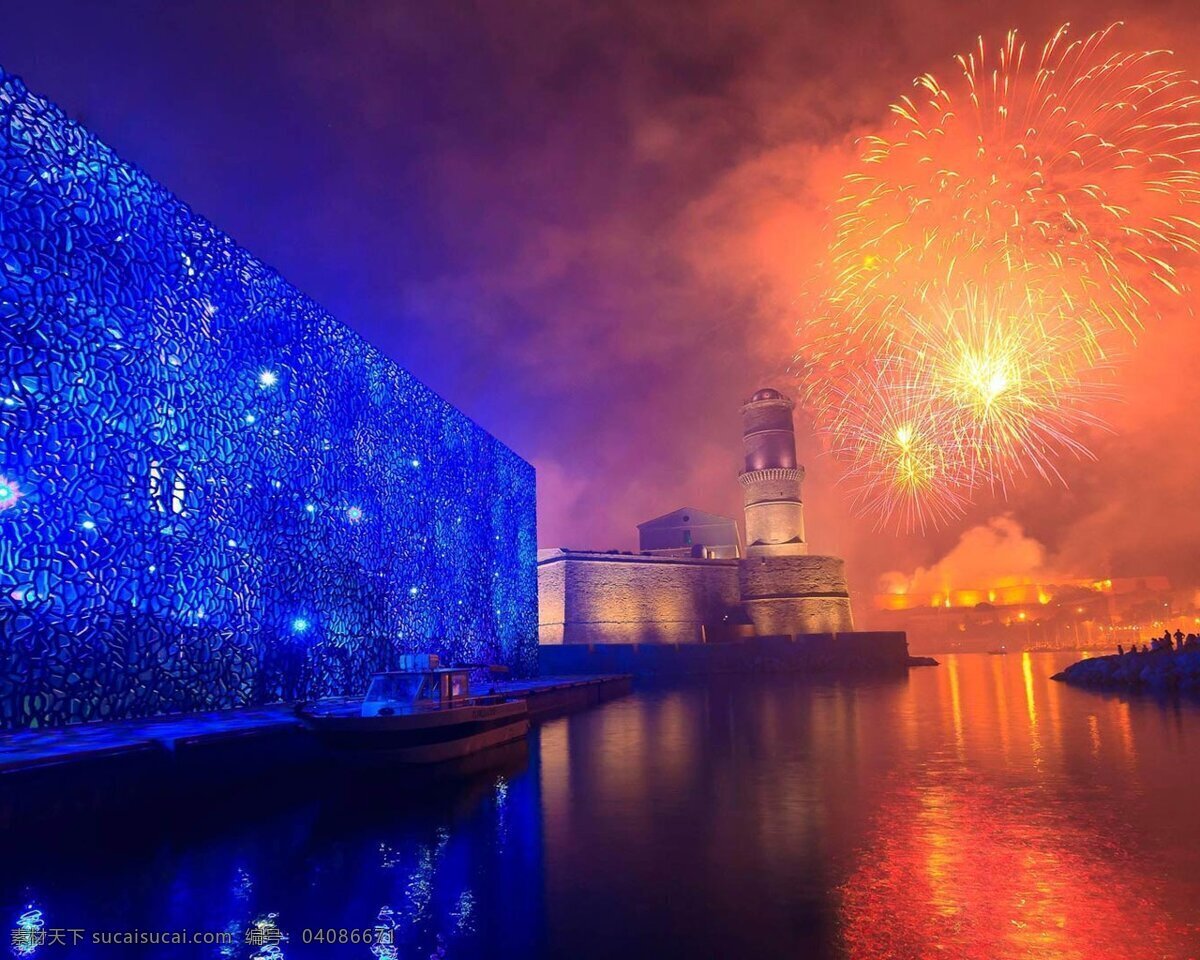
[4,651,1200,958]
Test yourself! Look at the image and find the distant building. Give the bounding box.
[538,388,854,645]
[873,575,1188,654]
[637,507,739,558]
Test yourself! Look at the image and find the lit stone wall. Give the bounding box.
[0,70,537,728]
[738,555,854,634]
[537,552,740,645]
[536,552,567,645]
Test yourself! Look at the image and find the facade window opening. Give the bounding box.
[684,529,692,545]
[150,462,187,515]
[170,471,186,514]
[149,461,164,512]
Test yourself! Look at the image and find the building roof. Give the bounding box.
[536,548,737,567]
[636,507,737,529]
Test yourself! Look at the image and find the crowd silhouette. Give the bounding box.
[1118,629,1198,656]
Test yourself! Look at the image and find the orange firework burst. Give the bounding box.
[801,22,1200,530]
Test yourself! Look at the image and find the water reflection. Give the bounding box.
[536,655,1200,958]
[11,906,43,956]
[2,745,539,959]
[4,655,1200,957]
[535,678,909,958]
[841,774,1176,959]
[837,654,1200,958]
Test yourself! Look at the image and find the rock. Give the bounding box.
[1057,648,1200,698]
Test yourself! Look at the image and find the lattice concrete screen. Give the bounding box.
[0,69,537,728]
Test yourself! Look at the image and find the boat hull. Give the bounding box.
[299,700,530,765]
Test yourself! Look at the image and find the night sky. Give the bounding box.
[5,0,1200,614]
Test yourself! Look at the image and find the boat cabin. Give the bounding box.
[361,668,474,717]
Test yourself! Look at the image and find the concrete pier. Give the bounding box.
[0,675,631,829]
[539,632,912,676]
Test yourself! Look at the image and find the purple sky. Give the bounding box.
[6,0,1200,612]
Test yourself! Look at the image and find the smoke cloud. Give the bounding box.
[4,0,1200,603]
[879,516,1073,598]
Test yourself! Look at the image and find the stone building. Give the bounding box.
[538,388,854,645]
[636,507,739,558]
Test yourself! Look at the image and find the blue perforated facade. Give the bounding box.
[0,70,537,728]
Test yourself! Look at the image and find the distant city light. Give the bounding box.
[291,617,310,633]
[81,519,96,530]
[409,586,419,597]
[411,459,421,468]
[305,503,316,513]
[244,413,256,424]
[346,506,363,522]
[257,370,278,388]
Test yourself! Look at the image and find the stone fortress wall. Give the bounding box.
[538,551,739,645]
[738,555,854,636]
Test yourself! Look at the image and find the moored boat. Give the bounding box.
[296,656,529,764]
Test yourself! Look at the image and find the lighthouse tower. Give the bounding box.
[736,387,855,635]
[738,388,807,556]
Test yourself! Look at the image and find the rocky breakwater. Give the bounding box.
[1053,648,1200,695]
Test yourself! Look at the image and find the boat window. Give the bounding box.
[449,674,469,699]
[366,674,425,703]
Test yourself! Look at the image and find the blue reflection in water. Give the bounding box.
[494,777,510,852]
[233,869,253,903]
[216,867,256,958]
[370,906,398,960]
[451,891,476,937]
[10,906,43,957]
[375,779,509,957]
[0,746,541,959]
[246,914,286,959]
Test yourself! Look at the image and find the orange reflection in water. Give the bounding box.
[840,654,1197,960]
[536,656,1200,957]
[840,776,1191,959]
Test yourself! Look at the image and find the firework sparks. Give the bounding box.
[801,22,1200,530]
[825,359,975,533]
[914,284,1113,489]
